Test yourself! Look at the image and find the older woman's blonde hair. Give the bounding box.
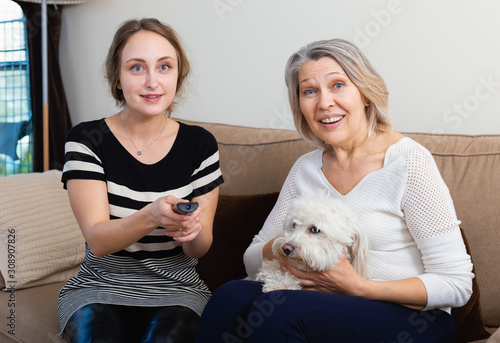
[105,18,190,116]
[284,39,394,149]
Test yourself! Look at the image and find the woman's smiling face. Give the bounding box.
[298,57,369,148]
[118,30,179,116]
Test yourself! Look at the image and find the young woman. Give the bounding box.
[195,39,473,343]
[58,18,223,343]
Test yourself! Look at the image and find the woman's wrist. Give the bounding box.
[140,202,162,232]
[353,278,375,299]
[352,278,427,309]
[182,224,212,258]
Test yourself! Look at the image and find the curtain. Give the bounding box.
[14,1,72,171]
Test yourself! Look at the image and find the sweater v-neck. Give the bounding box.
[317,137,410,196]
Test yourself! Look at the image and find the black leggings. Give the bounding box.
[64,304,199,343]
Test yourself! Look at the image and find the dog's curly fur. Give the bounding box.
[256,196,370,293]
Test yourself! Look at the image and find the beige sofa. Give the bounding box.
[0,120,499,342]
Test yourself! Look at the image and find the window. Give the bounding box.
[0,0,33,176]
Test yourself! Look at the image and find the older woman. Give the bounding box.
[195,39,473,343]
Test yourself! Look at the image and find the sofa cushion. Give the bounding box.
[0,281,66,342]
[452,228,490,342]
[197,192,279,291]
[0,170,85,290]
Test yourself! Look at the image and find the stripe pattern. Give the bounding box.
[57,119,224,332]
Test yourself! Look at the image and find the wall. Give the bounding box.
[59,0,500,134]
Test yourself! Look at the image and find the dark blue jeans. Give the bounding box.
[64,304,199,343]
[195,280,455,343]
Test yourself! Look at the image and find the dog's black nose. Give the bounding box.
[282,244,295,256]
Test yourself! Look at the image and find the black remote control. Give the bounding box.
[175,202,199,214]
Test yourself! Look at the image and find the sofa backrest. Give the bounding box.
[183,120,314,195]
[182,119,500,327]
[405,133,500,327]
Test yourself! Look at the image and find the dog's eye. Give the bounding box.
[292,221,300,230]
[309,226,320,234]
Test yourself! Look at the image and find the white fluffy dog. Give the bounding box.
[256,196,370,293]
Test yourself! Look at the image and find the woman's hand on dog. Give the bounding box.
[280,250,367,296]
[281,252,428,309]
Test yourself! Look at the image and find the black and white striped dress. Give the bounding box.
[57,119,224,333]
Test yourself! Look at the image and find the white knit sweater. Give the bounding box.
[244,137,473,313]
